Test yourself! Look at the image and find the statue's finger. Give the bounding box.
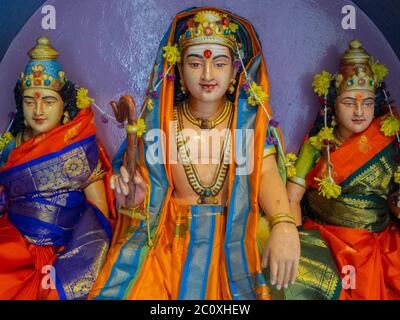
[120,166,130,183]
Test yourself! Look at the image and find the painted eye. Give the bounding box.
[215,63,226,68]
[189,63,201,68]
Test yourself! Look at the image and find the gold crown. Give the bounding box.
[335,40,376,94]
[20,37,65,91]
[178,11,240,52]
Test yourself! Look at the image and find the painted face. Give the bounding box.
[335,89,375,138]
[181,43,235,103]
[23,88,63,135]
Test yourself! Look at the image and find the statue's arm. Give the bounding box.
[258,154,300,290]
[84,179,109,218]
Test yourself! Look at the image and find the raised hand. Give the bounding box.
[110,166,147,208]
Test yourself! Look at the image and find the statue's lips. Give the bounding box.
[33,118,46,124]
[352,118,365,125]
[200,83,218,91]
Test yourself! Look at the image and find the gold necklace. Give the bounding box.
[182,100,231,130]
[174,103,233,204]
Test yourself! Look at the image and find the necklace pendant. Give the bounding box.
[198,195,219,205]
[200,118,212,130]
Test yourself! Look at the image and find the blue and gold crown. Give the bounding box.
[20,37,65,91]
[178,11,240,52]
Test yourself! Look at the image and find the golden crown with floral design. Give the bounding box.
[178,10,240,52]
[20,37,65,91]
[335,40,388,95]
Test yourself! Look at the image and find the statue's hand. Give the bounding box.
[110,166,147,208]
[261,223,300,290]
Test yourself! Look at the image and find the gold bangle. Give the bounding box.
[125,124,138,134]
[118,206,147,220]
[270,213,296,228]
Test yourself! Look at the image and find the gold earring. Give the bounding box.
[180,79,187,94]
[331,115,337,127]
[229,79,236,94]
[62,111,71,124]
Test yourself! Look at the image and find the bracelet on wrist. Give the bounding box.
[270,213,296,228]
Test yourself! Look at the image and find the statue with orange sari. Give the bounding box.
[90,8,340,300]
[287,40,400,300]
[0,37,116,300]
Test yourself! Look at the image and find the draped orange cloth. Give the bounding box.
[304,219,400,300]
[0,216,60,300]
[303,116,400,300]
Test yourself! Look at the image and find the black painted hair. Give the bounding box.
[10,79,81,136]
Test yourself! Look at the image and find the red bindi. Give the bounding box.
[355,94,363,102]
[203,50,212,59]
[34,92,41,99]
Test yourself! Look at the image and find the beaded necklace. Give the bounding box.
[174,101,233,204]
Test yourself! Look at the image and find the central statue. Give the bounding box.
[90,7,339,300]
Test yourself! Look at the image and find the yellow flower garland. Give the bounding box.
[394,166,400,184]
[314,177,342,199]
[163,44,181,66]
[76,88,94,109]
[285,153,298,178]
[147,98,154,111]
[309,127,335,150]
[380,115,400,137]
[126,118,146,138]
[312,71,332,97]
[370,61,389,82]
[0,132,14,152]
[246,81,268,106]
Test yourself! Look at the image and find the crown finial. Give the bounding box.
[28,36,59,60]
[341,39,370,65]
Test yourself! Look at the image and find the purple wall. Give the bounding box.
[1,0,399,156]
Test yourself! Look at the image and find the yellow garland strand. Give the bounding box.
[309,127,335,151]
[0,132,14,152]
[125,118,146,138]
[314,177,342,199]
[394,166,400,184]
[285,153,298,178]
[163,44,181,66]
[76,87,94,109]
[370,59,389,82]
[246,81,268,106]
[312,71,332,97]
[147,98,154,111]
[380,115,400,137]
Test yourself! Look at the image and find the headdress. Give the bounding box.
[20,37,65,91]
[335,40,383,95]
[177,10,240,52]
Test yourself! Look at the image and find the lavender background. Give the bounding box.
[1,0,399,157]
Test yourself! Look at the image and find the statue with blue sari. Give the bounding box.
[90,7,340,300]
[0,37,116,300]
[287,40,400,299]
